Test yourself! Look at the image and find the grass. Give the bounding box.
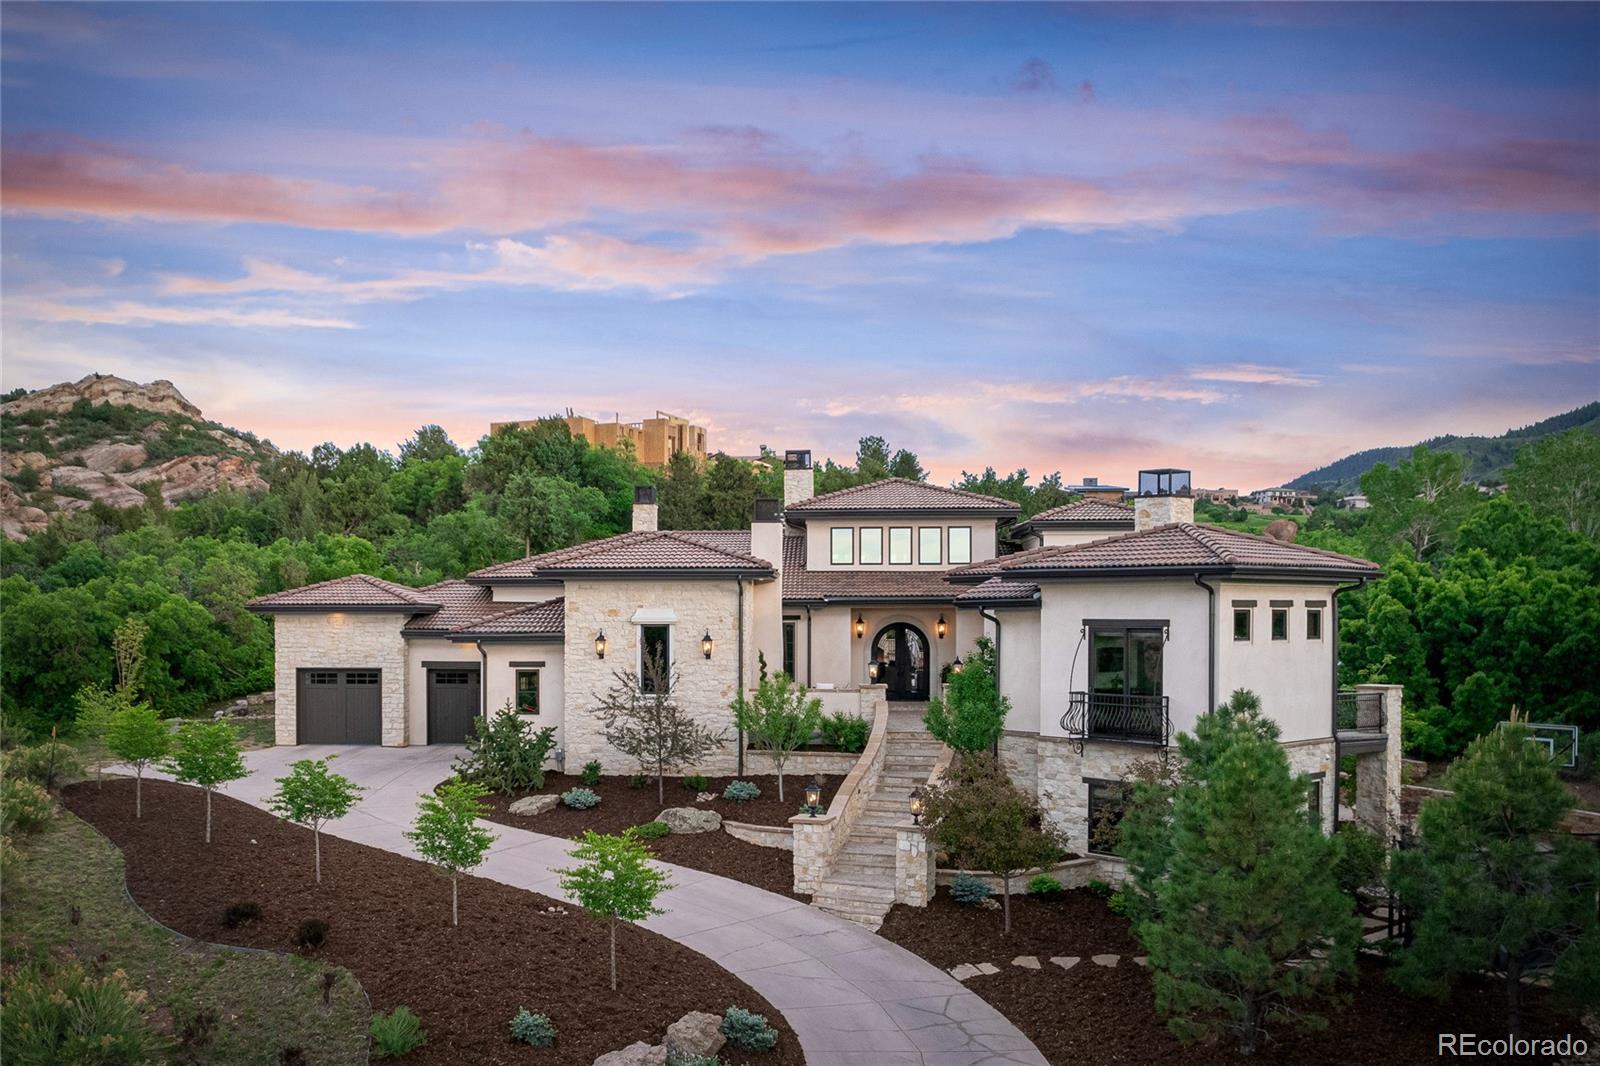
[1,807,369,1065]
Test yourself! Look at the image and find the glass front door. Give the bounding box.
[869,623,930,701]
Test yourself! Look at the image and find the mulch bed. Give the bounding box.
[879,888,1588,1065]
[476,772,841,899]
[63,780,804,1066]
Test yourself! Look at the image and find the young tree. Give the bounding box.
[112,615,149,698]
[557,829,672,991]
[594,651,726,803]
[267,756,364,883]
[405,779,496,926]
[1391,720,1600,1035]
[163,721,249,843]
[74,683,130,788]
[105,703,171,819]
[1126,690,1359,1055]
[732,672,822,802]
[921,752,1063,932]
[923,637,1009,752]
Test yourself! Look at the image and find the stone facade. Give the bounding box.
[895,825,934,906]
[1353,683,1405,839]
[1037,736,1161,854]
[792,686,887,894]
[1283,738,1337,835]
[272,612,409,746]
[998,731,1040,796]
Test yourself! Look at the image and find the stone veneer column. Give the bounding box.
[1354,683,1405,840]
[895,826,934,906]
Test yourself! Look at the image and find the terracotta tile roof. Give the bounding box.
[400,581,565,639]
[953,577,1040,605]
[952,523,1380,580]
[248,574,439,611]
[673,530,753,554]
[779,531,963,603]
[1018,500,1135,527]
[784,478,1021,515]
[452,597,565,638]
[469,530,774,581]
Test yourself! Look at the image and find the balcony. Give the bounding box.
[1336,689,1387,752]
[1061,692,1171,753]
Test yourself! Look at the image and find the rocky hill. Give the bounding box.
[1,374,276,539]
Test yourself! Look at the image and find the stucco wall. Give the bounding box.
[1214,580,1336,743]
[403,639,566,747]
[1026,527,1127,550]
[272,612,409,746]
[984,608,1040,734]
[802,517,999,571]
[804,604,966,691]
[489,583,564,603]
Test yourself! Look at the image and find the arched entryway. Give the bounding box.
[869,623,931,701]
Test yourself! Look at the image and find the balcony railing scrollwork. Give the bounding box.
[1060,692,1171,754]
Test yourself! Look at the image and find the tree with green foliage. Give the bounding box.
[1506,427,1600,540]
[702,453,761,529]
[162,720,249,843]
[557,829,672,991]
[73,683,129,787]
[595,652,726,803]
[497,471,607,556]
[405,778,496,925]
[1121,690,1359,1055]
[732,671,822,802]
[923,637,1009,752]
[105,703,171,819]
[1391,720,1600,1035]
[267,756,364,883]
[1360,445,1480,561]
[657,451,707,529]
[452,703,559,793]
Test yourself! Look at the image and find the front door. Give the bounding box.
[427,667,481,744]
[870,623,930,701]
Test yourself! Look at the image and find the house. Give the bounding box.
[1194,486,1240,505]
[1338,494,1370,509]
[490,409,708,467]
[1062,476,1129,502]
[248,455,1398,865]
[1250,486,1316,510]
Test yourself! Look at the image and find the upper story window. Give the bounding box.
[782,620,797,678]
[515,669,540,714]
[860,527,883,565]
[1271,606,1289,641]
[918,527,942,565]
[640,624,672,693]
[1306,607,1324,640]
[830,527,853,564]
[948,526,972,565]
[1233,608,1252,642]
[888,527,912,564]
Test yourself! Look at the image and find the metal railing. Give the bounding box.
[1061,692,1170,753]
[1336,690,1386,733]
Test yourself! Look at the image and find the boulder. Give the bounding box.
[1263,518,1299,543]
[592,1041,667,1066]
[1,373,202,419]
[658,807,722,834]
[74,441,148,473]
[664,1011,725,1061]
[508,794,561,817]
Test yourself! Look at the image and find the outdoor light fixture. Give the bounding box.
[594,630,607,659]
[951,657,964,675]
[804,777,824,809]
[701,630,714,658]
[936,614,948,639]
[909,786,925,826]
[855,613,866,638]
[868,660,881,682]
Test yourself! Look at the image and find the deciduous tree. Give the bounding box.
[594,651,726,803]
[405,779,496,926]
[923,637,1009,752]
[105,702,170,819]
[162,720,249,843]
[267,756,363,883]
[557,829,671,991]
[732,671,822,802]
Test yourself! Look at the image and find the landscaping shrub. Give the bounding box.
[293,918,330,951]
[580,760,603,787]
[667,1057,729,1066]
[1,778,54,836]
[1084,879,1113,899]
[0,835,18,881]
[1329,824,1388,900]
[223,901,263,928]
[0,961,155,1065]
[819,711,869,754]
[721,1006,778,1051]
[561,787,601,810]
[722,780,761,802]
[369,1006,426,1058]
[633,820,671,839]
[452,705,558,793]
[509,1008,557,1048]
[1027,874,1064,896]
[923,637,1009,752]
[1108,890,1131,917]
[2,741,81,788]
[627,773,648,790]
[683,773,709,792]
[949,874,991,906]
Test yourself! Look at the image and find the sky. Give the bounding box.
[2,3,1597,490]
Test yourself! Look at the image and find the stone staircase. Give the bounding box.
[812,704,945,930]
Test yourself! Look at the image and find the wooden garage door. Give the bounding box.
[427,667,481,744]
[297,669,382,744]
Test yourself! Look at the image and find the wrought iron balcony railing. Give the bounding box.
[1336,690,1386,733]
[1061,692,1171,753]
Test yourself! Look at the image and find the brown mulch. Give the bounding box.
[476,772,841,899]
[62,780,804,1066]
[879,888,1588,1065]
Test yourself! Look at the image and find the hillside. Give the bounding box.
[1,373,276,539]
[1285,401,1600,494]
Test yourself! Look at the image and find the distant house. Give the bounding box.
[1250,487,1316,510]
[1194,486,1240,504]
[1338,494,1370,509]
[1063,476,1129,502]
[491,409,707,467]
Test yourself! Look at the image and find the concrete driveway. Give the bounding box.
[198,744,1046,1065]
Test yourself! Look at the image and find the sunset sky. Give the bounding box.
[2,2,1596,489]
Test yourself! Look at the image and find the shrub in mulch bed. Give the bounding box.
[62,780,804,1066]
[878,888,1589,1065]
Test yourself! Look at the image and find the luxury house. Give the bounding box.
[248,455,1401,868]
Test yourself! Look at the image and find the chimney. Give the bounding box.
[750,497,782,571]
[1133,468,1194,532]
[632,485,659,532]
[783,449,814,507]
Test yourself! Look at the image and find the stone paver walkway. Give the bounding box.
[183,744,1047,1066]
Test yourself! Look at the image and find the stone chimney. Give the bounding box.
[632,485,659,532]
[1133,468,1195,532]
[783,449,814,507]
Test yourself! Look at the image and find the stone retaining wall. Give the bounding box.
[936,854,1128,894]
[722,820,793,851]
[743,748,861,777]
[791,686,887,893]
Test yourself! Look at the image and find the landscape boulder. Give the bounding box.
[658,807,722,834]
[508,794,561,817]
[592,1041,667,1066]
[664,1011,726,1061]
[1263,518,1299,543]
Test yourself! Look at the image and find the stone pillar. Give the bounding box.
[895,826,934,906]
[1353,683,1405,840]
[783,449,814,507]
[791,816,833,894]
[1134,494,1194,531]
[632,485,658,532]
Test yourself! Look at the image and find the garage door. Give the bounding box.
[427,667,481,744]
[297,669,382,744]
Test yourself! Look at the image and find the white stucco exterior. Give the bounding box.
[803,518,998,571]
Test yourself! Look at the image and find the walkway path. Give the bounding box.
[202,744,1047,1066]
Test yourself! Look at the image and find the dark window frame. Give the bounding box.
[1306,771,1326,830]
[1271,608,1289,641]
[859,526,884,565]
[1087,622,1165,700]
[917,526,942,565]
[888,526,913,565]
[948,526,972,565]
[515,669,540,714]
[829,526,853,565]
[1086,777,1132,856]
[1233,608,1252,642]
[1306,607,1323,640]
[782,620,797,679]
[639,624,672,694]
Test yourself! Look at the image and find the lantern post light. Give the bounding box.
[936,614,948,640]
[594,630,607,659]
[804,777,824,809]
[868,660,881,682]
[909,785,925,826]
[854,613,866,639]
[951,657,964,675]
[701,630,714,659]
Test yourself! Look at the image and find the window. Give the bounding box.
[1271,608,1289,641]
[308,671,340,686]
[1087,623,1164,741]
[948,526,972,565]
[345,671,379,685]
[1306,607,1323,640]
[830,527,853,565]
[515,669,540,714]
[1233,608,1252,642]
[1087,779,1132,855]
[918,527,942,565]
[1306,773,1325,830]
[640,624,672,693]
[782,621,797,679]
[432,670,472,685]
[888,527,912,564]
[859,527,883,565]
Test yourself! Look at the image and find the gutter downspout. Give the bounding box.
[736,578,746,777]
[1329,577,1369,833]
[474,640,489,719]
[1192,575,1216,713]
[979,606,1003,757]
[803,605,813,687]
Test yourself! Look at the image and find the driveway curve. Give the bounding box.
[206,744,1046,1066]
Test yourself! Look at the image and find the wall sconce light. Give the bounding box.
[854,613,866,638]
[594,630,607,659]
[909,785,925,826]
[701,630,714,659]
[868,660,881,682]
[950,657,964,675]
[936,614,947,640]
[804,777,824,809]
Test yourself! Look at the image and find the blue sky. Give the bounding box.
[2,2,1596,488]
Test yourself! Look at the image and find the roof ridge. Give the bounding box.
[1032,499,1134,520]
[352,573,424,601]
[1191,522,1379,566]
[1181,523,1235,564]
[655,529,766,564]
[448,595,563,632]
[787,476,1020,510]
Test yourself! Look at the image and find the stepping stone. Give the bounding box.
[1050,956,1080,971]
[1133,957,1148,968]
[1012,955,1040,970]
[977,962,1001,975]
[1091,954,1120,968]
[948,964,981,981]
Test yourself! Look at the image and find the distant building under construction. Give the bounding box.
[491,410,708,468]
